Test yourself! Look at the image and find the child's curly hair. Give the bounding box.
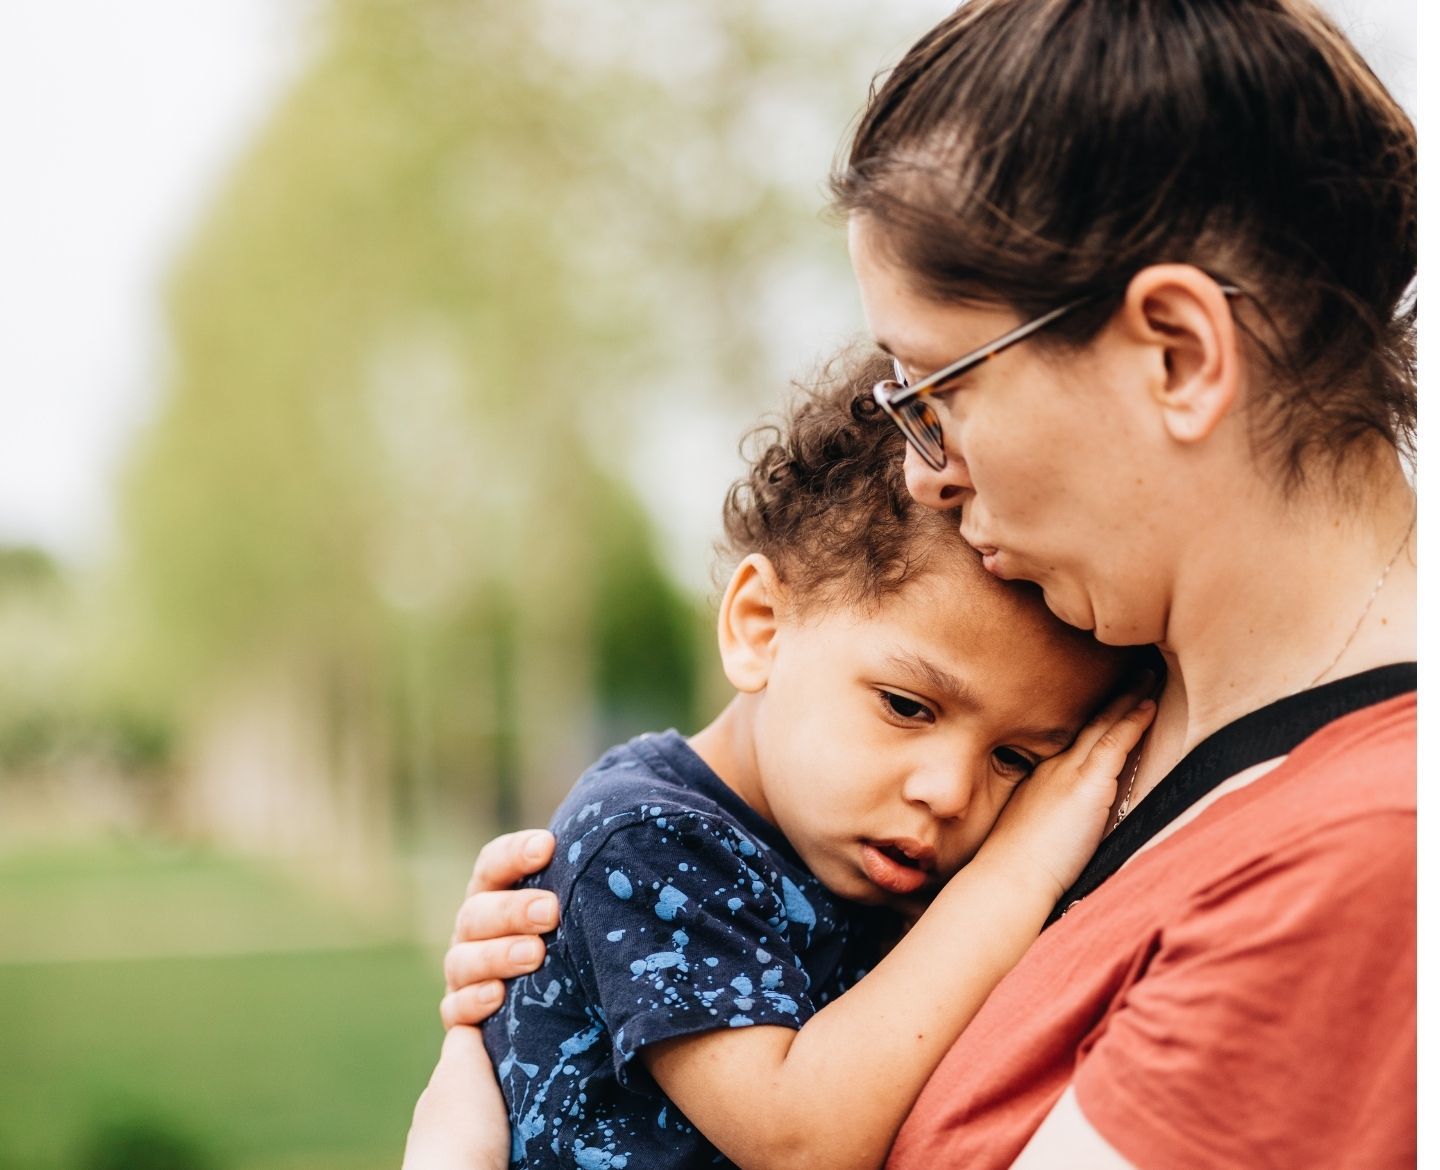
[719,348,967,611]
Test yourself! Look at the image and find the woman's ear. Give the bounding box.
[1121,264,1240,444]
[716,554,785,693]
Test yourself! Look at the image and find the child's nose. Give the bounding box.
[901,762,976,822]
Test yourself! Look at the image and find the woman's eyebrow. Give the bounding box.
[874,337,933,365]
[873,339,960,381]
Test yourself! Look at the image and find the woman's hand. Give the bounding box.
[978,681,1156,905]
[401,830,559,1170]
[441,829,558,1028]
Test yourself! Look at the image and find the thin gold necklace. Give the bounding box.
[1113,748,1142,827]
[1303,510,1416,690]
[1112,509,1413,831]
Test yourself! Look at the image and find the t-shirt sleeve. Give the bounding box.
[1072,812,1416,1169]
[563,813,820,1084]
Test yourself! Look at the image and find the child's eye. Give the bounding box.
[877,690,935,724]
[992,747,1037,776]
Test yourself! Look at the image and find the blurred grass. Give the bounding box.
[0,842,446,1170]
[0,841,407,963]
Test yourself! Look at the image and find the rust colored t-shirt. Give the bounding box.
[888,692,1416,1170]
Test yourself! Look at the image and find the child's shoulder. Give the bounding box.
[543,730,784,909]
[551,731,764,850]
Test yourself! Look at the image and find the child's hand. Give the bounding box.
[975,681,1156,905]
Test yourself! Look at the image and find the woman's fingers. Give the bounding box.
[451,886,559,947]
[449,829,558,949]
[440,937,546,1022]
[440,981,506,1029]
[439,829,558,1023]
[445,936,547,993]
[466,830,555,898]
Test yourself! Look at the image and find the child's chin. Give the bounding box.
[828,870,923,913]
[809,863,882,907]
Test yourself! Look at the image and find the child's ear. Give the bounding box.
[716,554,784,693]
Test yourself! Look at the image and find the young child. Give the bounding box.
[482,352,1153,1170]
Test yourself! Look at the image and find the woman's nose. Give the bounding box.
[903,442,971,510]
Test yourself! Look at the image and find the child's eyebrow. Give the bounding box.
[882,650,1077,749]
[1012,725,1078,750]
[883,650,977,709]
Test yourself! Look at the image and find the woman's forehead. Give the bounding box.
[847,216,1015,365]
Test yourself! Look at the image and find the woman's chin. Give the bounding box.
[1039,586,1095,632]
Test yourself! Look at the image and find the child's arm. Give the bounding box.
[643,690,1155,1170]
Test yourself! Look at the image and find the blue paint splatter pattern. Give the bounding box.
[483,731,894,1169]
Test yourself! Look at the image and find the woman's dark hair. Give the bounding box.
[720,350,963,610]
[831,0,1416,487]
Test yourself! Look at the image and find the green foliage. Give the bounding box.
[591,478,703,738]
[0,547,62,593]
[0,546,175,778]
[0,706,172,775]
[76,1116,217,1170]
[108,0,897,835]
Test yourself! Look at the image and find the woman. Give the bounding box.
[410,1,1416,1165]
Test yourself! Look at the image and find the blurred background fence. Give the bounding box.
[0,1,1413,1167]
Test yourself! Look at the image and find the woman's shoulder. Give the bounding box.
[1169,690,1415,901]
[1282,688,1414,815]
[1106,689,1414,913]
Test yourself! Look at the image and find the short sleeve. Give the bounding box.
[563,813,820,1084]
[1073,813,1416,1169]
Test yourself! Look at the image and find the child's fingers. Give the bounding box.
[465,830,556,897]
[1076,698,1156,782]
[1064,672,1158,760]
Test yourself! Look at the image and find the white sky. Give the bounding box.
[0,1,313,562]
[0,0,1418,566]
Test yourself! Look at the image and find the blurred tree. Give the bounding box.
[110,0,921,870]
[0,547,70,773]
[77,1114,216,1170]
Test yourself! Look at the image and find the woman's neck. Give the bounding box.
[1134,452,1415,797]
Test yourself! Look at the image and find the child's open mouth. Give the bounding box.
[860,839,935,897]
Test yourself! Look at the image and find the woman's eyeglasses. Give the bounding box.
[871,285,1241,471]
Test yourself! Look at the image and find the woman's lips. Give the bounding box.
[860,841,934,896]
[970,543,1006,577]
[961,527,1005,575]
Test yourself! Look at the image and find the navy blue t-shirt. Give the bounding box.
[482,730,897,1169]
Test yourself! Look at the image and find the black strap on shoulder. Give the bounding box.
[1044,662,1416,928]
